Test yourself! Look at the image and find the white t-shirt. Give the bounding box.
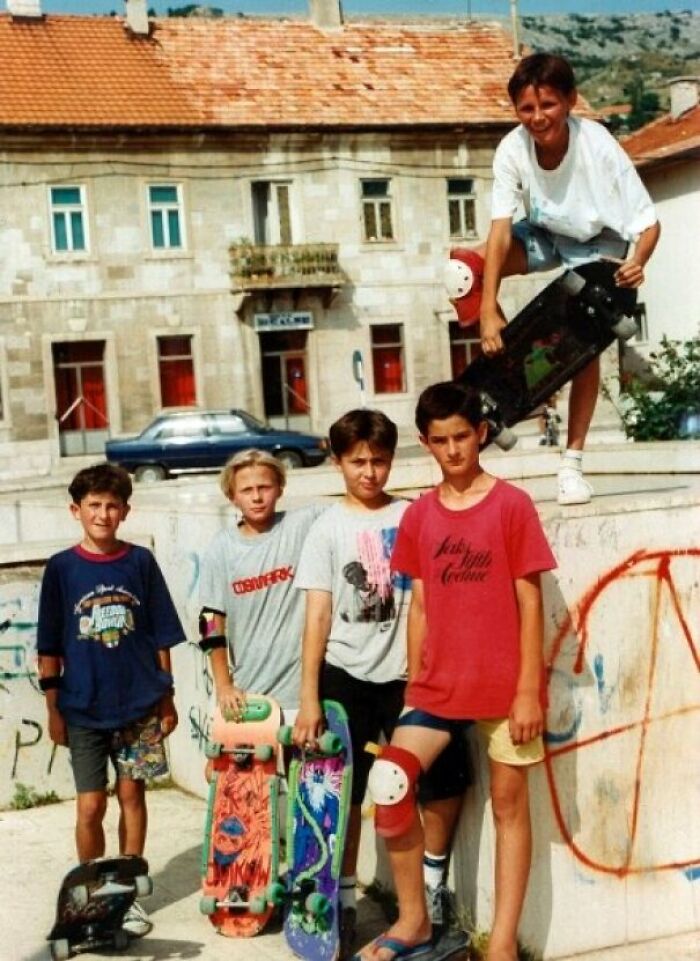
[294,498,411,685]
[491,116,657,242]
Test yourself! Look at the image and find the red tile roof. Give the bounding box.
[0,13,525,130]
[621,105,700,168]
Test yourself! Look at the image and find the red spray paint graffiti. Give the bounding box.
[545,548,700,877]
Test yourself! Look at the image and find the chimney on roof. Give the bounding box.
[6,0,42,17]
[309,0,343,30]
[669,76,699,120]
[124,0,150,36]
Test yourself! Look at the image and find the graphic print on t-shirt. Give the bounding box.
[76,583,139,648]
[434,535,492,585]
[340,526,407,623]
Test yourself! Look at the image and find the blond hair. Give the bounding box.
[219,448,287,500]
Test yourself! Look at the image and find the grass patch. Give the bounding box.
[10,782,61,810]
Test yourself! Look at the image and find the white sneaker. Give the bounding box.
[122,900,152,937]
[558,467,593,506]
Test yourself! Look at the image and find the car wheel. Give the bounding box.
[134,464,167,483]
[276,450,303,470]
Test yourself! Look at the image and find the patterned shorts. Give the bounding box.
[67,710,169,793]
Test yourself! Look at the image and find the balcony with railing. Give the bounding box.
[229,242,347,293]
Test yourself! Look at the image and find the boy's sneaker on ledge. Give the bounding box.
[558,467,593,506]
[426,882,456,929]
[122,900,152,938]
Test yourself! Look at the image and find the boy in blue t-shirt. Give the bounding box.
[37,463,185,937]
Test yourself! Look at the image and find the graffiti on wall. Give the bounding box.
[0,571,71,802]
[545,548,700,878]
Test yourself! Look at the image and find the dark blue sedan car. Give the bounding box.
[105,409,329,482]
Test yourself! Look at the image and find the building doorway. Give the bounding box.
[52,341,109,456]
[260,330,310,430]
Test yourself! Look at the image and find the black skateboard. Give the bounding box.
[352,929,470,961]
[427,928,471,959]
[458,260,637,449]
[47,855,152,960]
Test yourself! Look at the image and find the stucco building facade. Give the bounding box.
[0,0,595,468]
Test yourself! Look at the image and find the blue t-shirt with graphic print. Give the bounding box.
[37,543,185,729]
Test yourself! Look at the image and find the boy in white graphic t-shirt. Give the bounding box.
[293,409,473,958]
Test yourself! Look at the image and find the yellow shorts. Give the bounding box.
[477,717,544,766]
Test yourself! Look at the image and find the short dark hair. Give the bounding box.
[68,463,133,505]
[329,408,398,458]
[507,53,576,104]
[415,382,483,436]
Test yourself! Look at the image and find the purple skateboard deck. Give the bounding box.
[283,699,353,961]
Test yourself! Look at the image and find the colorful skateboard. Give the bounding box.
[276,699,353,961]
[200,694,282,936]
[47,855,152,960]
[457,259,638,449]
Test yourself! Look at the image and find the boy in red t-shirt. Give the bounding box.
[352,382,556,961]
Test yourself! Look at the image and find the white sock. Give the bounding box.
[423,851,447,890]
[560,449,583,472]
[339,875,356,910]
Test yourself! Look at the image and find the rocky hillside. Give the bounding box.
[518,11,700,128]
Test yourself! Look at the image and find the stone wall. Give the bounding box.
[1,477,697,957]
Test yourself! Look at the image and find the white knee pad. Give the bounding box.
[367,745,422,839]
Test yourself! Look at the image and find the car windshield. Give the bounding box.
[211,414,247,435]
[147,416,208,440]
[237,411,268,431]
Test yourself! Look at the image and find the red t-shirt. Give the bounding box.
[391,480,556,719]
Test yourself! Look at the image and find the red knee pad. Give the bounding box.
[367,745,422,839]
[444,248,484,327]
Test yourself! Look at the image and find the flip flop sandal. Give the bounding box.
[352,933,434,961]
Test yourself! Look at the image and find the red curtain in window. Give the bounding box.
[160,359,195,407]
[53,342,107,431]
[81,364,107,429]
[373,347,403,394]
[285,356,309,413]
[158,337,195,407]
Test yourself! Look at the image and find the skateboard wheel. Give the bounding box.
[113,929,129,950]
[277,725,294,747]
[134,874,153,898]
[611,315,638,341]
[49,939,71,961]
[254,744,274,762]
[204,741,222,759]
[266,881,286,905]
[249,893,268,914]
[560,270,586,296]
[199,894,218,915]
[493,426,517,451]
[317,731,342,755]
[69,883,89,910]
[305,891,331,917]
[242,697,272,722]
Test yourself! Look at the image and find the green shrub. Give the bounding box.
[10,782,60,810]
[617,338,700,441]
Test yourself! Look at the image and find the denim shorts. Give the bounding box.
[67,709,168,793]
[513,221,628,273]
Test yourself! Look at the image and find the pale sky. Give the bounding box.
[40,1,700,17]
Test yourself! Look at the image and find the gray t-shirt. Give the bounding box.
[199,503,325,709]
[294,498,411,684]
